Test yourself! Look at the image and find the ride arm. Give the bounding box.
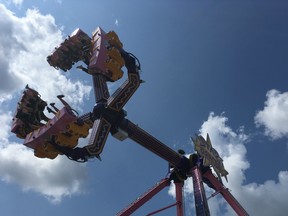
[84,116,111,160]
[107,51,142,112]
[118,118,189,170]
[92,74,110,103]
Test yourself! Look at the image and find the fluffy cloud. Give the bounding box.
[199,113,250,189]
[241,171,288,216]
[0,4,91,203]
[12,0,23,6]
[0,143,87,203]
[0,4,91,106]
[0,111,88,203]
[169,112,288,216]
[255,89,288,139]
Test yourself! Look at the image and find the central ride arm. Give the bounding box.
[107,51,141,112]
[118,118,189,169]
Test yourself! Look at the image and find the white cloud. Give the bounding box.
[2,0,23,7]
[0,111,88,203]
[12,0,23,6]
[255,89,288,139]
[0,111,12,144]
[169,112,288,216]
[0,143,87,203]
[115,19,119,26]
[241,171,288,216]
[0,4,91,203]
[0,4,91,107]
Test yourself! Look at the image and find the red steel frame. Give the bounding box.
[117,166,249,216]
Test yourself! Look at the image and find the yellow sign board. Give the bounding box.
[192,134,229,181]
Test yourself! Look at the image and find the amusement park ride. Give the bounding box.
[11,27,249,216]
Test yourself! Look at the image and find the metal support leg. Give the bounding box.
[191,167,210,216]
[175,182,184,216]
[116,178,170,216]
[203,170,249,216]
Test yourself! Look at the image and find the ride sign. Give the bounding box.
[192,134,229,181]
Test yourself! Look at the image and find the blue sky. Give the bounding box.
[0,0,287,215]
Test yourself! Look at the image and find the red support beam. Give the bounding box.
[191,167,211,216]
[146,202,179,216]
[116,178,170,216]
[175,182,184,216]
[203,170,249,216]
